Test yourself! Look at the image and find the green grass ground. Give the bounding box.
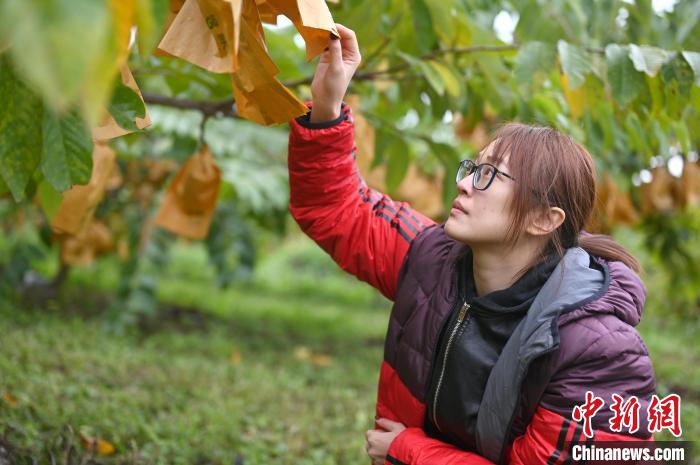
[0,231,698,464]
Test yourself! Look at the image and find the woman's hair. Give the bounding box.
[484,123,641,273]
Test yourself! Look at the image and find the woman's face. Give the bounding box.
[444,143,517,246]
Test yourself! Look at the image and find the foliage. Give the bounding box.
[1,0,700,319]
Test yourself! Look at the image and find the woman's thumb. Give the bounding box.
[375,418,404,432]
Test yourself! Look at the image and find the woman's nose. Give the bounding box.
[456,173,474,196]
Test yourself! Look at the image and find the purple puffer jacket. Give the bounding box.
[384,223,657,463]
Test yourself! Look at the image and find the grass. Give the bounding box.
[0,228,698,464]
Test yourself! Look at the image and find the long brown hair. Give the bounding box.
[484,123,641,273]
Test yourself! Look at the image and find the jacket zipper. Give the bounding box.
[431,301,470,432]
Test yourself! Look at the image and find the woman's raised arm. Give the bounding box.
[287,25,435,301]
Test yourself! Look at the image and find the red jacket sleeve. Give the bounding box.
[288,103,435,301]
[385,406,655,465]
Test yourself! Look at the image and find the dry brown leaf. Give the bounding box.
[92,65,152,141]
[154,145,222,239]
[51,143,117,235]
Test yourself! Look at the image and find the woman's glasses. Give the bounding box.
[456,159,516,191]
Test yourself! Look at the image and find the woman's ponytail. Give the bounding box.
[579,232,641,274]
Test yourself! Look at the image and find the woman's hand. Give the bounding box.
[309,23,362,123]
[365,418,406,465]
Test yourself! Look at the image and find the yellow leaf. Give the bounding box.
[109,0,136,66]
[560,72,586,120]
[80,433,116,456]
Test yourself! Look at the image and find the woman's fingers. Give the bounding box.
[334,23,361,63]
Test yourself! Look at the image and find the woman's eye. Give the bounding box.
[481,165,494,177]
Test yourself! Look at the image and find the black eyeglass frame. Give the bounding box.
[455,159,516,191]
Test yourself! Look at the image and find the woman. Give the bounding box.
[288,24,656,465]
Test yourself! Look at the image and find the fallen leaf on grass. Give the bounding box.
[229,349,242,365]
[79,432,116,456]
[2,392,18,406]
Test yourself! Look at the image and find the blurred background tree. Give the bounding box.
[0,0,699,324]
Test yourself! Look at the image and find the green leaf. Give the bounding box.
[427,61,461,97]
[397,52,445,96]
[651,120,670,157]
[0,56,43,202]
[136,0,170,55]
[423,0,456,44]
[109,81,147,132]
[0,0,115,122]
[41,108,93,192]
[418,61,445,96]
[628,45,674,77]
[515,41,555,88]
[408,0,438,54]
[625,112,650,159]
[385,138,410,193]
[557,40,588,89]
[672,120,691,154]
[37,178,63,219]
[681,51,700,86]
[606,44,645,108]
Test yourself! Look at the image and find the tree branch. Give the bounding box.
[141,43,605,117]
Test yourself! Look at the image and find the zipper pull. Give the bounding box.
[457,302,470,322]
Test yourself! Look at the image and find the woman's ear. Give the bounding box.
[526,207,566,237]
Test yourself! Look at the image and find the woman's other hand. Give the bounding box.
[309,23,362,123]
[365,418,406,465]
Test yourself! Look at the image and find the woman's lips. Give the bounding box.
[451,201,467,214]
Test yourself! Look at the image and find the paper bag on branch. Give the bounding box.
[266,0,338,60]
[157,0,234,72]
[155,145,221,239]
[60,220,114,266]
[678,160,700,208]
[157,0,336,124]
[51,143,117,235]
[255,0,279,24]
[92,65,152,141]
[639,167,678,215]
[230,0,307,124]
